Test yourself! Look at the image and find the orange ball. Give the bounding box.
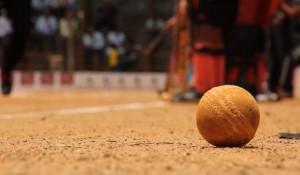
[196,85,260,147]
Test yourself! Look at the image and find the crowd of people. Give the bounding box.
[82,0,172,72]
[82,25,140,71]
[0,0,79,68]
[0,0,144,72]
[82,0,145,72]
[0,0,152,95]
[169,0,300,102]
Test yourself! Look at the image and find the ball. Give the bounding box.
[196,85,260,147]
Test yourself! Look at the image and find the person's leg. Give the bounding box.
[233,25,258,95]
[193,52,211,94]
[282,56,293,95]
[213,54,225,87]
[282,17,294,96]
[174,51,224,102]
[84,48,92,69]
[226,25,244,85]
[2,0,31,94]
[268,25,282,93]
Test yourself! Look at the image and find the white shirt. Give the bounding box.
[92,31,105,50]
[83,33,92,48]
[31,0,52,10]
[35,15,57,36]
[107,31,125,47]
[0,15,12,37]
[83,31,105,50]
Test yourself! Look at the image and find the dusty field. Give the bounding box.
[0,90,299,175]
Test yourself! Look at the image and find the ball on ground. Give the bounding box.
[196,85,260,147]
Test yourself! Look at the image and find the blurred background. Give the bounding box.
[0,0,300,100]
[0,0,174,72]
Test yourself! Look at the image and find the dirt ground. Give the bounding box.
[0,90,299,175]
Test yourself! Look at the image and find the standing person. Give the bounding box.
[35,8,58,52]
[31,0,52,11]
[173,0,229,101]
[82,26,105,70]
[0,8,12,47]
[1,0,32,95]
[226,0,275,96]
[107,26,126,60]
[31,0,52,15]
[107,26,125,49]
[168,0,192,99]
[59,9,78,70]
[258,0,299,101]
[280,0,300,96]
[82,26,94,69]
[151,0,190,101]
[106,44,119,71]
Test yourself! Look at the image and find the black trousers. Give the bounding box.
[2,0,31,72]
[268,17,293,93]
[226,25,265,95]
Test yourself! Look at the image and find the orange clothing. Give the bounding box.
[228,0,279,93]
[193,53,224,93]
[191,24,225,93]
[236,0,261,25]
[236,0,278,27]
[256,0,280,27]
[269,0,280,17]
[226,55,267,93]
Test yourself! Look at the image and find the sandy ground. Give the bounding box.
[0,90,299,175]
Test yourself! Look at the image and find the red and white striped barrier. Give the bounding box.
[12,71,167,91]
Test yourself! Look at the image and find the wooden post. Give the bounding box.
[75,0,90,70]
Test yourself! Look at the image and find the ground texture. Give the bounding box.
[0,90,299,175]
